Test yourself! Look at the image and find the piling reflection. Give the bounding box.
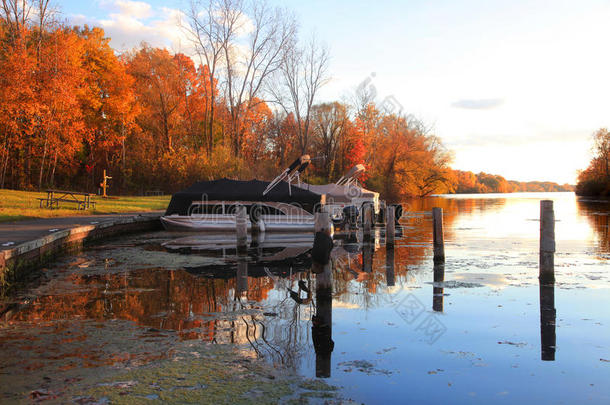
[236,256,248,298]
[433,263,445,312]
[312,261,334,378]
[539,281,556,361]
[363,242,373,273]
[385,246,395,287]
[1,192,609,405]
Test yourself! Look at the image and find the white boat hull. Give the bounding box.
[161,214,315,233]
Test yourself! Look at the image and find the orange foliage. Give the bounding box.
[1,15,558,197]
[576,128,610,196]
[452,170,573,194]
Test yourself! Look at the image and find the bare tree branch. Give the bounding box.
[269,33,329,154]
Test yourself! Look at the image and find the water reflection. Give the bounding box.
[313,261,333,378]
[433,263,445,312]
[539,281,556,361]
[576,198,610,255]
[2,193,609,404]
[385,246,395,287]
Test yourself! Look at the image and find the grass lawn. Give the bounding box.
[0,189,170,223]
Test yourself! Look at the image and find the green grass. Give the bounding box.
[0,189,171,222]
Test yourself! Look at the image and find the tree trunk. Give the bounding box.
[0,145,10,189]
[208,102,214,155]
[50,150,58,187]
[25,145,31,188]
[38,136,48,190]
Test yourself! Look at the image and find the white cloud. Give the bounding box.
[114,0,153,19]
[451,98,504,110]
[71,1,191,55]
[69,0,257,67]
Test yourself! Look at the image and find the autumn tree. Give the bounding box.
[74,26,137,190]
[0,1,478,198]
[576,128,610,196]
[36,28,87,188]
[367,114,453,200]
[266,111,298,168]
[186,0,296,157]
[269,35,329,154]
[310,102,349,181]
[127,46,187,154]
[183,0,228,155]
[241,98,273,164]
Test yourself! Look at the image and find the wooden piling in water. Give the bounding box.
[313,209,333,271]
[236,205,248,253]
[432,207,445,263]
[386,206,395,246]
[539,200,555,284]
[250,204,264,234]
[314,208,332,236]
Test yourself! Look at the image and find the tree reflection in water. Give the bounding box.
[1,200,459,373]
[3,193,610,403]
[576,198,610,255]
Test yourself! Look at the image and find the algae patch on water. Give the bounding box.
[78,345,341,404]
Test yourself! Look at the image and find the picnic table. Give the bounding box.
[38,190,96,210]
[145,190,164,196]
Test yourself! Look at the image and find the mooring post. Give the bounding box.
[386,206,395,246]
[236,205,248,253]
[314,207,333,236]
[313,208,334,272]
[432,207,445,263]
[539,200,555,284]
[250,204,265,236]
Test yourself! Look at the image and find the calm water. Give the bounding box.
[1,192,609,403]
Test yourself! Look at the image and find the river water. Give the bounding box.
[1,192,609,403]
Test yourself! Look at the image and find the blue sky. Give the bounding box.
[59,0,610,184]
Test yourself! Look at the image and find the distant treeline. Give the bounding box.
[451,170,573,194]
[575,129,610,197]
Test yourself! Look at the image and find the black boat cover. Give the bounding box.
[165,178,324,215]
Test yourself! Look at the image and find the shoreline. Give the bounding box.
[0,213,163,290]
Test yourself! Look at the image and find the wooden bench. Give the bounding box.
[38,190,96,210]
[145,190,164,196]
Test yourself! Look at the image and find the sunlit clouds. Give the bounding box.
[71,0,188,54]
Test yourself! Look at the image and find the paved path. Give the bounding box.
[0,212,164,250]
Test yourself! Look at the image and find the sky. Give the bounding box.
[59,0,610,184]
